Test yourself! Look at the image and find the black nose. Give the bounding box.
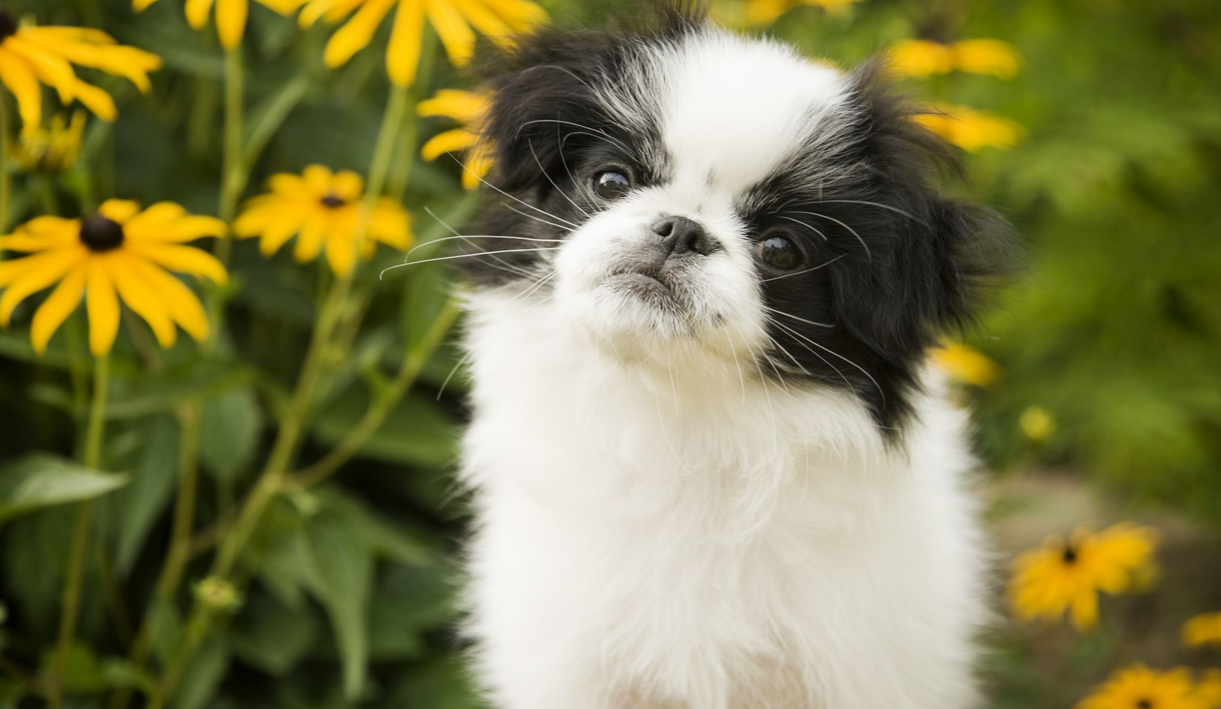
[652,216,719,257]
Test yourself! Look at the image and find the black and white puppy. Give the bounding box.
[456,7,1009,708]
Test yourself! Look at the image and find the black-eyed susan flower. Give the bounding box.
[0,201,227,356]
[300,0,547,87]
[233,165,412,277]
[419,88,493,190]
[742,0,864,26]
[1010,523,1159,630]
[1077,665,1205,709]
[889,38,1022,80]
[916,104,1023,152]
[1183,611,1221,649]
[10,112,86,174]
[0,12,162,129]
[930,342,1000,388]
[133,0,306,50]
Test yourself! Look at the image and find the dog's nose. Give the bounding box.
[652,216,719,257]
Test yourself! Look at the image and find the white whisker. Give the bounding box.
[791,210,873,260]
[759,254,846,283]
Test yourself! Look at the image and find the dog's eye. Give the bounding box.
[757,236,802,271]
[593,170,631,200]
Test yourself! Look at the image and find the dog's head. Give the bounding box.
[457,8,1011,435]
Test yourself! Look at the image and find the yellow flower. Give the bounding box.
[234,165,412,277]
[133,0,306,50]
[1183,612,1221,649]
[301,0,547,88]
[0,201,228,356]
[951,39,1022,79]
[743,0,864,25]
[10,112,86,174]
[418,88,493,190]
[930,342,1000,387]
[889,38,1021,79]
[1196,671,1221,709]
[1020,405,1056,442]
[1010,523,1159,630]
[0,12,162,129]
[916,104,1023,152]
[888,39,954,77]
[1077,665,1204,709]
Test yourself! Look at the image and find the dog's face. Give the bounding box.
[462,12,1008,435]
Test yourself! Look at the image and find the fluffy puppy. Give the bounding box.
[454,6,1010,709]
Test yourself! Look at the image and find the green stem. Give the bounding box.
[157,406,201,600]
[205,46,245,352]
[294,300,460,488]
[49,355,110,709]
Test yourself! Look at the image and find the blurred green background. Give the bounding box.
[0,0,1219,707]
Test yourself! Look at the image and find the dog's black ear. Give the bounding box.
[828,61,1017,360]
[475,3,708,195]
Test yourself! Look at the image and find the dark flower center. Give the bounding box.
[1062,546,1078,564]
[320,193,346,209]
[1136,699,1152,709]
[0,12,17,41]
[80,215,125,253]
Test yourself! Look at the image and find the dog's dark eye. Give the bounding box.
[757,236,802,271]
[594,170,631,200]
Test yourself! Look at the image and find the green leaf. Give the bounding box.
[199,386,264,482]
[0,454,129,524]
[311,388,459,468]
[301,504,372,701]
[113,416,180,575]
[229,591,321,677]
[175,638,230,709]
[106,362,254,420]
[368,564,456,662]
[148,598,184,668]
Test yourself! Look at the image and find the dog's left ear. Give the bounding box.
[828,61,1017,360]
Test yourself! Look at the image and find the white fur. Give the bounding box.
[460,28,990,709]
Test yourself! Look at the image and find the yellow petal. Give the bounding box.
[450,0,513,46]
[426,0,476,67]
[126,215,229,243]
[292,220,326,263]
[256,0,306,14]
[5,36,78,105]
[0,47,45,128]
[125,243,229,284]
[370,198,411,249]
[462,139,495,190]
[134,0,163,10]
[323,0,397,69]
[421,128,478,161]
[126,258,210,341]
[100,200,143,224]
[86,257,121,356]
[332,170,364,201]
[109,254,178,347]
[888,39,954,78]
[299,0,365,27]
[29,38,162,94]
[67,78,118,122]
[31,262,88,354]
[216,0,250,49]
[302,164,335,195]
[386,0,425,87]
[417,88,486,121]
[325,230,356,277]
[951,39,1022,80]
[254,217,300,256]
[186,0,218,29]
[0,248,88,325]
[121,202,187,229]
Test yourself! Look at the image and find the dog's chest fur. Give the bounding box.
[460,296,990,709]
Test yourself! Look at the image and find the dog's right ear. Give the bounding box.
[477,30,622,195]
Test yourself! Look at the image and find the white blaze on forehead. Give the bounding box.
[651,31,848,195]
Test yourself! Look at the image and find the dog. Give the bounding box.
[454,6,1011,708]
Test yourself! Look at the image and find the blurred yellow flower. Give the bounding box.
[744,0,864,25]
[10,112,86,174]
[1010,523,1159,630]
[1183,612,1221,648]
[419,88,493,190]
[1077,665,1202,709]
[301,0,547,88]
[1196,671,1221,709]
[889,38,1021,80]
[0,201,227,355]
[0,12,162,128]
[916,104,1023,152]
[1020,405,1055,442]
[234,165,412,277]
[930,342,1000,387]
[133,0,306,49]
